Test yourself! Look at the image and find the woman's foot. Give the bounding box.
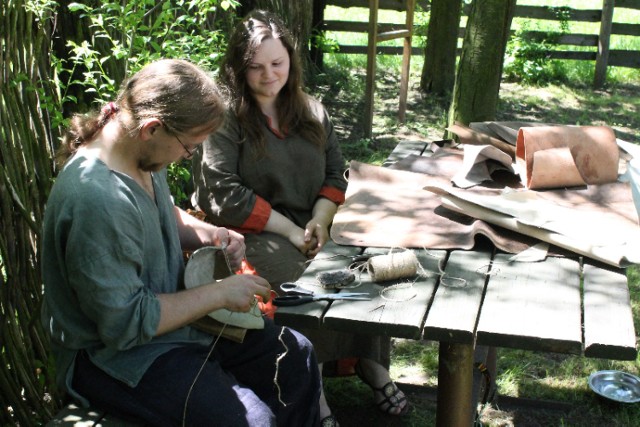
[320,414,339,427]
[354,359,409,416]
[319,393,336,425]
[319,364,339,426]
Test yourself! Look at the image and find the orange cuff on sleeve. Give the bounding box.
[318,186,346,205]
[239,196,271,232]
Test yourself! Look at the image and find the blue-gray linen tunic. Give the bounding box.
[41,154,211,405]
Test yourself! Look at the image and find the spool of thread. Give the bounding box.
[367,251,419,283]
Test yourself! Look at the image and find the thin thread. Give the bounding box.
[220,242,233,273]
[182,313,230,427]
[182,244,235,426]
[373,249,421,302]
[380,280,418,302]
[476,259,508,276]
[338,268,364,290]
[476,264,500,276]
[221,244,260,316]
[305,248,473,298]
[423,248,469,288]
[274,328,289,407]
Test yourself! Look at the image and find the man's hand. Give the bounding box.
[155,273,270,335]
[213,228,245,270]
[216,274,271,312]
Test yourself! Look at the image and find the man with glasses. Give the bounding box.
[41,59,322,426]
[171,130,196,158]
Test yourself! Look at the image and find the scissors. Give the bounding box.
[273,292,371,306]
[280,282,316,295]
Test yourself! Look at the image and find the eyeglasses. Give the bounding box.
[173,133,195,159]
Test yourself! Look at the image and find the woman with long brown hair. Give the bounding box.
[192,11,409,424]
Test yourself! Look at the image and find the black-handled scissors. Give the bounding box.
[273,293,371,306]
[280,282,316,295]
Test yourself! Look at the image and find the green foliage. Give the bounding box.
[62,0,236,84]
[312,31,340,55]
[52,0,238,206]
[502,4,640,87]
[167,160,194,207]
[59,37,118,102]
[504,21,567,85]
[550,6,571,33]
[411,4,429,49]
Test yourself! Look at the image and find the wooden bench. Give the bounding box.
[46,403,139,426]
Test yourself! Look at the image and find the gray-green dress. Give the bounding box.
[192,99,390,366]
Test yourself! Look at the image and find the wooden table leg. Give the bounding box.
[437,342,475,427]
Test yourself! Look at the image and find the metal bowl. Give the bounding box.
[588,370,640,403]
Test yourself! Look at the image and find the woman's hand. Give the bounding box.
[287,226,318,257]
[263,210,318,257]
[304,219,329,257]
[303,198,338,257]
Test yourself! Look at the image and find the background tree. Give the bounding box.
[420,0,463,97]
[448,0,517,126]
[238,0,315,66]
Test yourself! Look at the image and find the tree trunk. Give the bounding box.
[51,0,97,115]
[420,0,462,97]
[52,0,128,117]
[239,0,314,66]
[448,0,517,126]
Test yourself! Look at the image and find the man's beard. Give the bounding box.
[138,156,164,172]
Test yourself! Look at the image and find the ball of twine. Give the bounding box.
[367,250,419,283]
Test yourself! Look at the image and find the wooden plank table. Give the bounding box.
[274,139,638,427]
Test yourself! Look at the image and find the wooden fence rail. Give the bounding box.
[315,0,640,87]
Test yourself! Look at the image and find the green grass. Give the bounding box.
[509,1,640,85]
[321,1,640,86]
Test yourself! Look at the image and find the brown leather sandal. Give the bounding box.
[355,362,409,416]
[321,414,339,427]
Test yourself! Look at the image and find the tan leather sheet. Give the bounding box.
[515,125,619,189]
[331,151,636,266]
[448,122,620,190]
[331,153,538,253]
[427,183,640,267]
[447,123,516,158]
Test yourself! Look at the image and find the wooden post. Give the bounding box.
[398,0,415,123]
[594,0,615,88]
[437,342,475,427]
[363,0,414,137]
[363,0,379,139]
[311,0,327,71]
